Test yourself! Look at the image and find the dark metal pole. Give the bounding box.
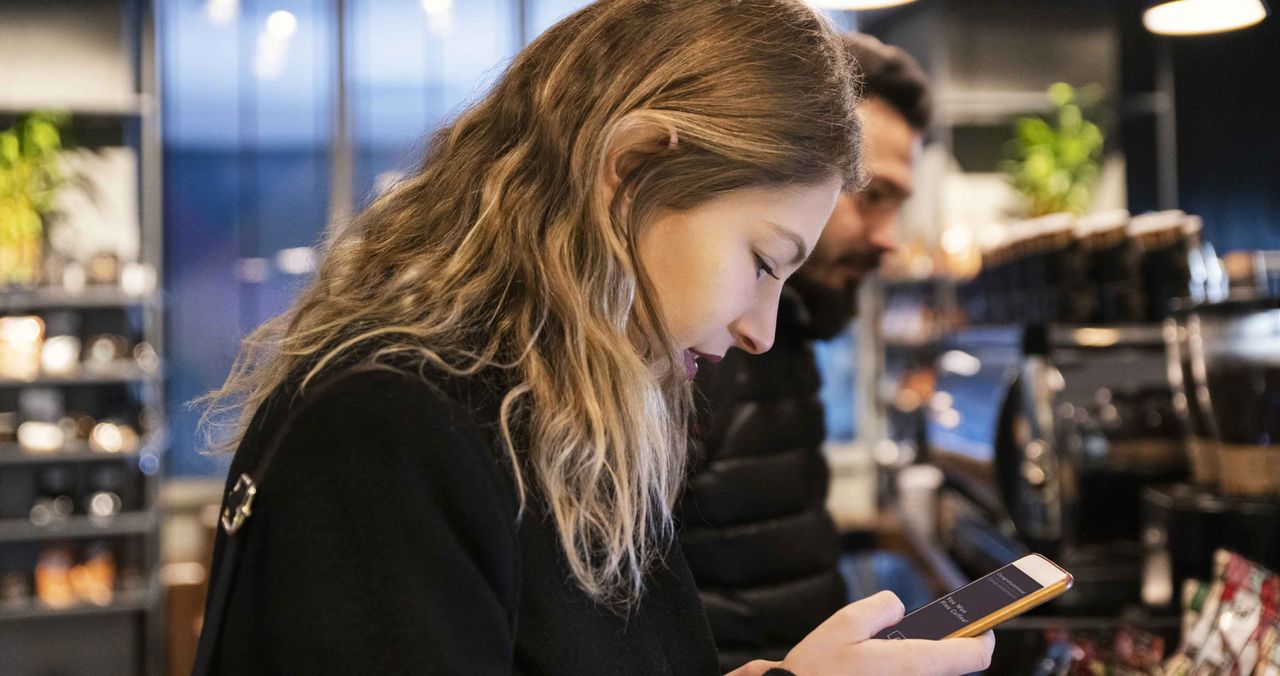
[518,0,529,47]
[1155,39,1179,210]
[328,0,354,232]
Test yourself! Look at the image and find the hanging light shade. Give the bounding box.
[807,0,919,10]
[1144,0,1269,36]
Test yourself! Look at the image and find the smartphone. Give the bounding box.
[873,553,1073,640]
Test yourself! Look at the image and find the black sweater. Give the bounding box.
[679,288,846,671]
[201,367,720,675]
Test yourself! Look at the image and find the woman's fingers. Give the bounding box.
[857,632,996,675]
[975,630,996,656]
[723,660,784,676]
[782,602,995,676]
[822,591,906,642]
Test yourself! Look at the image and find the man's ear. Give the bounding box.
[599,117,679,217]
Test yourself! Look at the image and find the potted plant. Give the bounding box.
[1002,83,1104,218]
[0,111,68,287]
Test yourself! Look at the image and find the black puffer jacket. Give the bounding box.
[678,288,847,672]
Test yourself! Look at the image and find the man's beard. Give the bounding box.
[788,252,882,340]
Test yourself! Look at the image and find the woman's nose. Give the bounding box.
[729,296,778,355]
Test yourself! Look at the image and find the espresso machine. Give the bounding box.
[885,212,1280,617]
[1142,298,1280,606]
[917,304,1280,617]
[925,321,1188,612]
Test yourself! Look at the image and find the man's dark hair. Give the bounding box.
[842,33,932,131]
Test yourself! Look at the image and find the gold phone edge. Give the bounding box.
[943,577,1072,639]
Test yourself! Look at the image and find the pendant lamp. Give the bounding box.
[1144,0,1269,36]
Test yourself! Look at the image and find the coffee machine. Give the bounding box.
[925,321,1188,611]
[882,211,1280,615]
[1142,298,1280,606]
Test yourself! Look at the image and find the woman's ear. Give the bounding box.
[600,117,679,217]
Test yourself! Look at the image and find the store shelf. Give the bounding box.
[0,511,157,544]
[0,94,151,118]
[0,3,166,673]
[933,89,1056,126]
[0,363,161,388]
[950,323,1168,349]
[0,443,143,466]
[1051,323,1166,349]
[0,287,157,313]
[0,586,155,623]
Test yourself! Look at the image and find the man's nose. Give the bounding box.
[870,214,900,253]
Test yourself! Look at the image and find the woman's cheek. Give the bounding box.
[723,276,758,328]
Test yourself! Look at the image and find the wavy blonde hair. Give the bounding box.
[199,0,861,607]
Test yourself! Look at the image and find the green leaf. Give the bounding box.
[1059,104,1083,132]
[1016,117,1053,145]
[1048,82,1075,108]
[1004,83,1106,218]
[0,133,18,166]
[0,111,66,219]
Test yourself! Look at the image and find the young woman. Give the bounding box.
[195,1,993,674]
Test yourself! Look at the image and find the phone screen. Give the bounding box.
[873,561,1050,641]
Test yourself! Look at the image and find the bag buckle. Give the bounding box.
[221,473,258,535]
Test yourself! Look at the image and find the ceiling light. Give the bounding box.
[420,0,453,16]
[265,10,298,40]
[205,0,238,25]
[1144,0,1268,36]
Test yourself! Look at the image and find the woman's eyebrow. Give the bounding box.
[765,221,811,267]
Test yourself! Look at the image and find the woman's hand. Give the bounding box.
[728,591,995,676]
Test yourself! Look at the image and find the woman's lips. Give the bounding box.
[683,350,699,378]
[684,350,723,378]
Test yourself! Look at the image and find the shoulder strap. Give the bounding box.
[191,364,388,676]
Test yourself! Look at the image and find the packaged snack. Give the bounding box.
[1164,550,1280,676]
[1255,625,1280,676]
[35,545,77,608]
[1250,575,1279,676]
[1061,627,1164,675]
[1165,551,1232,674]
[1184,579,1212,642]
[69,543,115,606]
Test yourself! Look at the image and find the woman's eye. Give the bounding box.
[754,253,779,280]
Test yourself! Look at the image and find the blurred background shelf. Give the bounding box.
[0,94,151,118]
[1049,323,1167,348]
[0,443,144,466]
[0,511,158,544]
[0,363,162,388]
[0,585,156,623]
[0,288,158,313]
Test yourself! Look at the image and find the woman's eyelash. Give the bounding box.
[754,253,780,280]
